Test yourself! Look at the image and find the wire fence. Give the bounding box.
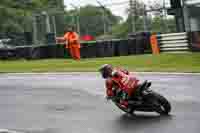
[0,0,180,45]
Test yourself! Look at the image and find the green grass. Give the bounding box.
[0,53,200,73]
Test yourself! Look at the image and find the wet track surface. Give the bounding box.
[0,73,199,133]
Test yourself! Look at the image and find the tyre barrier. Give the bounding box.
[0,48,16,60]
[81,42,96,58]
[113,39,129,56]
[15,46,31,59]
[29,46,44,59]
[101,40,115,57]
[143,32,151,53]
[135,35,145,54]
[135,32,150,54]
[46,45,57,58]
[96,41,105,57]
[56,45,66,58]
[0,34,151,60]
[128,38,136,55]
[129,32,151,54]
[188,31,200,52]
[13,44,68,60]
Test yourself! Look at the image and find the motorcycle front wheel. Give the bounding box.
[150,91,171,115]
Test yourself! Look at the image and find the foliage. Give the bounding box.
[64,5,121,37]
[0,0,177,40]
[0,0,64,34]
[111,0,176,38]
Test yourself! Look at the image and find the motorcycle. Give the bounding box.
[110,80,171,115]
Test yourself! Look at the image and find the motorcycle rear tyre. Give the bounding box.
[115,103,134,114]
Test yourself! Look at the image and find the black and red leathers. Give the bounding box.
[105,68,139,108]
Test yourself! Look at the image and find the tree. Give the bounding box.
[0,0,64,32]
[150,16,176,33]
[64,5,121,37]
[111,0,177,38]
[110,0,147,38]
[111,22,129,38]
[0,0,39,33]
[0,2,24,33]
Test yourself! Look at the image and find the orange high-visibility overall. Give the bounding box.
[150,34,160,55]
[64,32,81,60]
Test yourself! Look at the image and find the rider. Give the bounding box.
[99,64,139,109]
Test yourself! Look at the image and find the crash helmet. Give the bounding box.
[99,64,113,79]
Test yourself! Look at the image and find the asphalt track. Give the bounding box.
[0,73,200,133]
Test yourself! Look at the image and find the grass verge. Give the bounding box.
[0,53,200,73]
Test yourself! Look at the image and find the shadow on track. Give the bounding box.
[113,113,173,131]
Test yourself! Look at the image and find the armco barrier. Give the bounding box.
[157,32,189,52]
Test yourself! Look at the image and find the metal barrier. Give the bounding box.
[157,32,190,52]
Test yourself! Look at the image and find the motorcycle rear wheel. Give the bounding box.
[115,103,134,114]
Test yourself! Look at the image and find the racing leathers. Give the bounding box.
[105,68,139,108]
